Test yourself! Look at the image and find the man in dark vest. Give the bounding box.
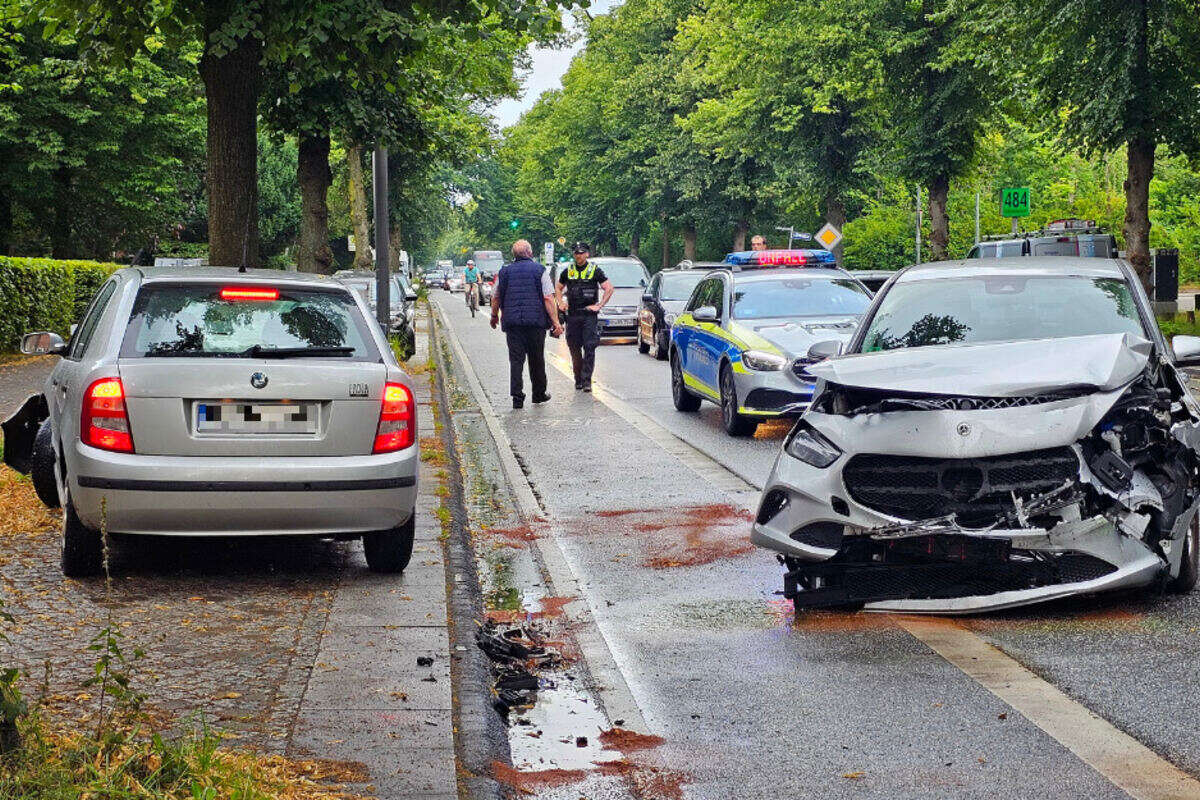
[491,240,563,409]
[555,242,614,392]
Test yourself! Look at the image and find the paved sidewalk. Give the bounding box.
[285,309,456,799]
[0,355,54,418]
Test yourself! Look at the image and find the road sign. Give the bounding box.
[347,235,356,252]
[1001,187,1031,218]
[557,236,566,246]
[543,242,554,264]
[815,223,842,251]
[793,231,813,241]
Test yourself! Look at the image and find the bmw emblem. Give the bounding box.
[250,372,269,389]
[956,422,971,437]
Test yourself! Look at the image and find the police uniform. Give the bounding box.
[558,249,607,391]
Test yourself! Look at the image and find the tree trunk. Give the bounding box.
[296,134,333,274]
[199,8,261,267]
[1124,136,1155,293]
[682,222,697,261]
[50,167,73,259]
[927,174,950,261]
[733,219,748,252]
[629,229,640,257]
[660,214,670,272]
[347,145,373,269]
[0,185,12,256]
[389,220,402,272]
[824,194,847,266]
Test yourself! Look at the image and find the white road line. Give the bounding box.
[899,617,1200,800]
[544,352,760,500]
[430,300,650,733]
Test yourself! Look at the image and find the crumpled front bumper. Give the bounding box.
[752,441,1171,614]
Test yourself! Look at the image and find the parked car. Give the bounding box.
[670,263,873,436]
[2,269,419,577]
[589,256,651,338]
[333,271,411,336]
[637,269,707,360]
[753,257,1200,612]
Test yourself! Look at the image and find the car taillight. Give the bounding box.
[82,377,134,453]
[373,382,414,453]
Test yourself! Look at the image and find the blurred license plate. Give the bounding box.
[606,317,636,326]
[195,402,319,434]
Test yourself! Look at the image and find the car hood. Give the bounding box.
[736,316,859,358]
[659,299,689,314]
[608,287,646,309]
[808,333,1152,397]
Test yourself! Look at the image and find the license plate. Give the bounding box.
[605,317,636,326]
[195,402,319,434]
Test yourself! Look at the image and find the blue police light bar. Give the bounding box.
[724,249,837,267]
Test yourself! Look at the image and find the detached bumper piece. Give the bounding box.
[782,535,1117,609]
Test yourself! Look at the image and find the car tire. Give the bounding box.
[653,328,668,361]
[720,364,758,437]
[363,514,416,573]
[671,351,701,412]
[61,489,103,578]
[31,419,60,509]
[637,327,650,354]
[1168,513,1199,594]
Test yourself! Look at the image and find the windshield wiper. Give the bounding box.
[241,345,355,358]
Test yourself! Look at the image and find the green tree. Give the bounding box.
[976,0,1200,286]
[0,19,204,258]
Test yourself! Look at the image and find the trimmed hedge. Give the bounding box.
[0,257,123,351]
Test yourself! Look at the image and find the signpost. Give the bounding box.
[543,242,555,265]
[1001,187,1031,235]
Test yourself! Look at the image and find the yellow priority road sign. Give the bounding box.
[815,223,842,251]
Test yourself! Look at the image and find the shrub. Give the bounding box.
[0,258,123,351]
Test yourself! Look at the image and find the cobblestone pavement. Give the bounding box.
[0,311,457,798]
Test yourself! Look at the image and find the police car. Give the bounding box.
[669,250,873,436]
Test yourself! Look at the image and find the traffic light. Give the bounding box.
[509,219,520,230]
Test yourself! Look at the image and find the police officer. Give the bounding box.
[555,242,614,392]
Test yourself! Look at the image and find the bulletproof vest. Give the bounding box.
[565,262,600,313]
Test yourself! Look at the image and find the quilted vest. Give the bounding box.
[498,258,548,330]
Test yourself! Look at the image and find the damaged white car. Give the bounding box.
[752,258,1200,613]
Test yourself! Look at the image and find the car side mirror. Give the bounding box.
[21,331,67,356]
[807,339,843,360]
[693,306,719,323]
[1173,335,1200,366]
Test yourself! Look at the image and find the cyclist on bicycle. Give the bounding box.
[464,259,480,314]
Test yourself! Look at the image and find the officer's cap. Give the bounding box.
[572,241,591,254]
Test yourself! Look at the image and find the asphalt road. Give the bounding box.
[434,291,1200,800]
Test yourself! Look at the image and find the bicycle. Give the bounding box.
[465,282,478,317]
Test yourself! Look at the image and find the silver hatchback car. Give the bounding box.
[3,268,418,577]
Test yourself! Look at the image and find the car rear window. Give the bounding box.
[120,283,379,360]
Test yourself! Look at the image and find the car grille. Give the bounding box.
[842,448,1079,526]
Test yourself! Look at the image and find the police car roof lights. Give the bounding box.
[723,249,837,268]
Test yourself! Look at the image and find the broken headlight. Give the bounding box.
[742,349,787,371]
[785,422,841,468]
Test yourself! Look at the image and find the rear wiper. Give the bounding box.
[241,345,355,358]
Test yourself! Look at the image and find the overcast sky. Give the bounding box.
[490,0,623,129]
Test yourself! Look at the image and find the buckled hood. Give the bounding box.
[807,333,1152,396]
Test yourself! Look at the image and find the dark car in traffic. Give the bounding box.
[637,268,708,359]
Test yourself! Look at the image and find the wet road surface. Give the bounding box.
[434,294,1200,800]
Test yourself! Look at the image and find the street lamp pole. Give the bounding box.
[774,225,795,248]
[372,145,390,330]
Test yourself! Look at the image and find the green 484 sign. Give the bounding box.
[1001,187,1031,218]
